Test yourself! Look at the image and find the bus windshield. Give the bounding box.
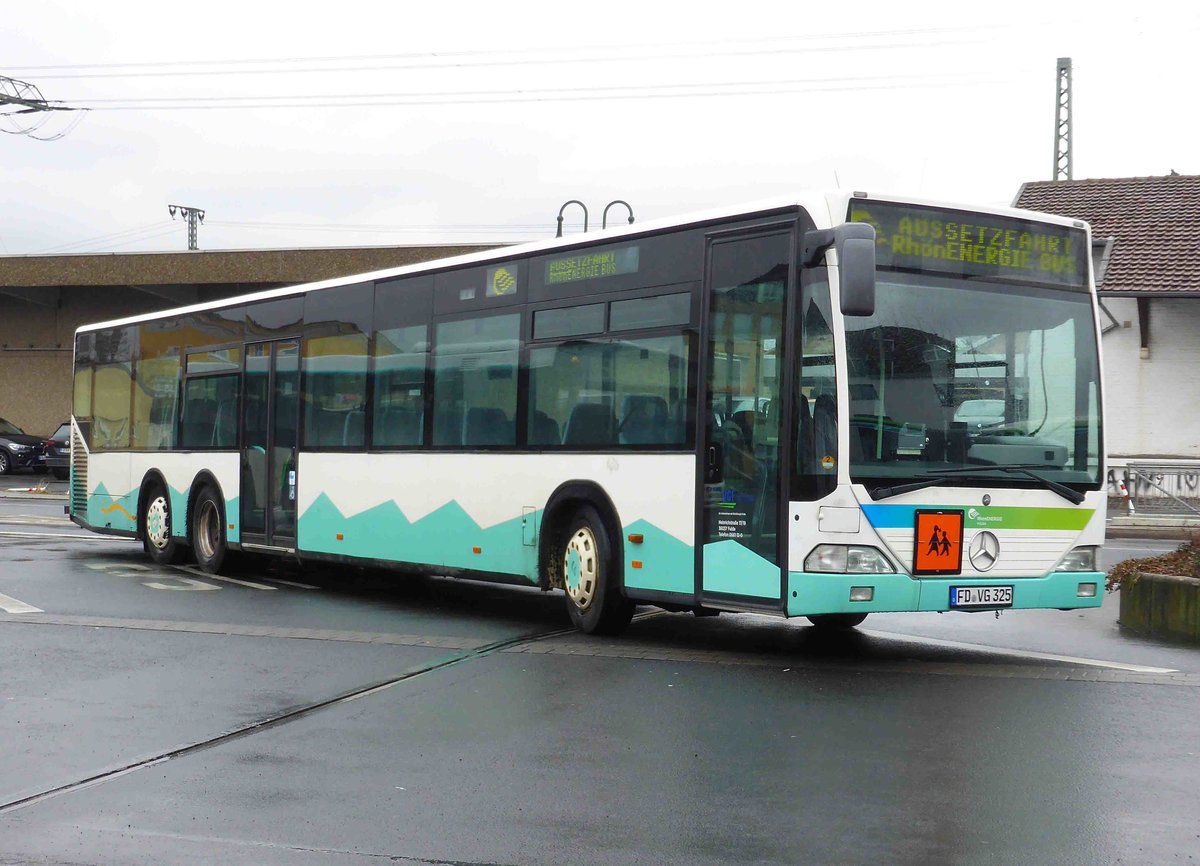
[845,273,1102,492]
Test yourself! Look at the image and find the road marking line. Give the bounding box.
[0,593,42,613]
[0,531,135,542]
[143,578,219,591]
[174,565,275,591]
[861,628,1179,673]
[263,577,318,590]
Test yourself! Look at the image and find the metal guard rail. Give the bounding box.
[1125,463,1200,516]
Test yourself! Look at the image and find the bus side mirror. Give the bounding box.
[802,223,876,317]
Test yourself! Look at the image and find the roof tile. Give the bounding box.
[1014,175,1200,295]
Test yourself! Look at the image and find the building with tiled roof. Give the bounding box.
[1014,174,1200,460]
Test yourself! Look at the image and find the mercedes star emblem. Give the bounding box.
[969,531,1000,572]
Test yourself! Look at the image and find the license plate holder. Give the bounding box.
[949,585,1013,608]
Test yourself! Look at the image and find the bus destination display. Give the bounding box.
[848,201,1088,289]
[545,246,640,286]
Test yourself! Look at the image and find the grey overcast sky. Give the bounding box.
[2,1,1196,255]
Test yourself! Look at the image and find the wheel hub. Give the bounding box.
[145,496,171,550]
[196,500,219,561]
[563,526,598,611]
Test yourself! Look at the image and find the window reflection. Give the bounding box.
[845,276,1101,487]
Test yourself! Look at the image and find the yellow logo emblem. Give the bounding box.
[489,266,516,296]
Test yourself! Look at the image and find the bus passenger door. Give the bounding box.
[241,339,300,550]
[699,229,791,608]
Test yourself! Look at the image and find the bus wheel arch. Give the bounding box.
[137,470,185,565]
[188,472,228,574]
[539,481,634,635]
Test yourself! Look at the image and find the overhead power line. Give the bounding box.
[207,219,548,234]
[7,25,999,78]
[14,38,988,81]
[62,70,1014,112]
[0,74,87,139]
[32,221,177,255]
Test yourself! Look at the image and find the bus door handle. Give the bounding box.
[706,443,723,483]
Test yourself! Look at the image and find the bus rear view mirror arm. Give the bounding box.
[802,223,876,317]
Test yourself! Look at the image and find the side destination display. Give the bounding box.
[545,246,640,286]
[849,200,1088,289]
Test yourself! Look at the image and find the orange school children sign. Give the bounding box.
[913,510,964,575]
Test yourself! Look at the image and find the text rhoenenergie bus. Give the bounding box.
[68,192,1106,633]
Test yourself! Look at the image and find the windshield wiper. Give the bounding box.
[925,464,1085,505]
[869,476,947,501]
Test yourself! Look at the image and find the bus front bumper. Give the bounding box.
[786,570,1105,617]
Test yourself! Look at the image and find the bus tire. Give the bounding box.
[561,505,634,635]
[191,485,228,574]
[142,482,185,565]
[806,612,868,629]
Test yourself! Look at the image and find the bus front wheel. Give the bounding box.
[806,613,868,629]
[192,485,227,574]
[142,483,185,565]
[561,506,633,635]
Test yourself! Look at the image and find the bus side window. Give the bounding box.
[432,313,519,448]
[793,276,838,500]
[528,334,688,451]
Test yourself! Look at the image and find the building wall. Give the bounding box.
[1101,297,1200,460]
[0,288,201,439]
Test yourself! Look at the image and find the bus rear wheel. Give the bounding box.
[806,613,868,629]
[192,485,227,574]
[142,484,185,565]
[561,506,633,635]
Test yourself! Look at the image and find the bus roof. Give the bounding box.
[75,190,1088,335]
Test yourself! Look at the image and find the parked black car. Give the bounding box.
[43,421,71,480]
[0,417,47,475]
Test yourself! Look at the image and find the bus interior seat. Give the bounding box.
[813,394,837,470]
[342,410,365,446]
[618,394,670,445]
[529,409,560,446]
[212,400,237,448]
[310,407,344,446]
[433,407,463,446]
[796,394,812,473]
[183,399,217,447]
[94,416,130,449]
[275,394,298,444]
[462,406,511,446]
[562,403,616,447]
[729,408,756,445]
[376,408,422,447]
[884,363,946,459]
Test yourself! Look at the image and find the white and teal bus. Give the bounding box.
[68,192,1106,634]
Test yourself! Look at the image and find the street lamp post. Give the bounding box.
[602,200,635,229]
[555,200,588,238]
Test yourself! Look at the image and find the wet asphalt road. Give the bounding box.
[0,488,1197,865]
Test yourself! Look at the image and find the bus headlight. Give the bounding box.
[1054,546,1098,572]
[805,544,895,574]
